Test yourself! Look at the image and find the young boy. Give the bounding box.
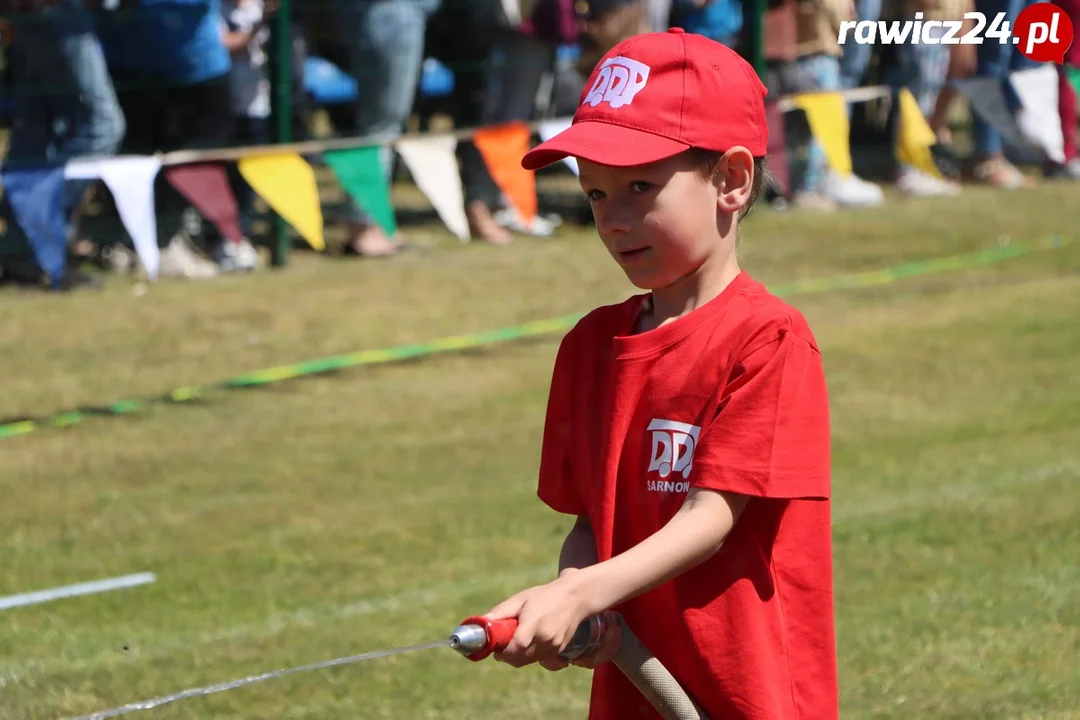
[482,29,838,719]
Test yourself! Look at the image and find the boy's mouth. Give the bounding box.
[616,247,650,262]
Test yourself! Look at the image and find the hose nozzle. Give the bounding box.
[449,614,608,662]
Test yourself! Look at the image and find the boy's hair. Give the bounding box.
[687,148,768,221]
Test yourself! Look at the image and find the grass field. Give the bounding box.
[1,181,1078,719]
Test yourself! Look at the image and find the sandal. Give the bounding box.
[972,157,1036,189]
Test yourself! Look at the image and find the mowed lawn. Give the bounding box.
[0,182,1078,719]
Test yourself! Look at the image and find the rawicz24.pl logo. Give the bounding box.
[838,2,1075,63]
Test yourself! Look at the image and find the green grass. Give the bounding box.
[1,181,1078,719]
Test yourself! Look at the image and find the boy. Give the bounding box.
[482,29,838,720]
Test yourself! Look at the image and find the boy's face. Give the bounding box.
[577,151,737,290]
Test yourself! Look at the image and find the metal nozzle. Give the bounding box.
[448,624,488,656]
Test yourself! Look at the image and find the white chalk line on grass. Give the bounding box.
[0,565,554,688]
[1,460,1074,689]
[0,573,156,612]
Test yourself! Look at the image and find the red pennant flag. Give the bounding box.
[164,163,244,242]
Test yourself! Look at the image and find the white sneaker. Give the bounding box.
[897,166,961,196]
[493,207,562,237]
[212,239,261,273]
[158,233,219,279]
[823,171,885,207]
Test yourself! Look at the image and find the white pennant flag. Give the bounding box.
[395,136,471,243]
[65,155,163,279]
[1010,65,1065,165]
[539,118,577,175]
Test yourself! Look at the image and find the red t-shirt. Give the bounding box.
[538,271,837,720]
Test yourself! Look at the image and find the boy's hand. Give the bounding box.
[569,610,623,669]
[483,573,593,669]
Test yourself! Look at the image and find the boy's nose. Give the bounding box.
[594,203,633,236]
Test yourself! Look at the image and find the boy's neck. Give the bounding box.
[637,252,742,333]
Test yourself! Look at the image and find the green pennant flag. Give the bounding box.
[323,146,397,236]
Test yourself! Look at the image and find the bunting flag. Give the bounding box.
[238,153,325,251]
[895,87,944,178]
[1,166,68,286]
[792,92,853,177]
[1010,65,1065,164]
[473,121,537,228]
[164,164,244,242]
[954,76,1040,157]
[395,136,470,242]
[538,118,578,175]
[323,146,397,237]
[764,100,790,197]
[67,156,164,280]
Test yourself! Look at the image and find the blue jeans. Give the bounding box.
[5,1,125,229]
[972,0,1042,156]
[335,0,442,227]
[840,0,881,90]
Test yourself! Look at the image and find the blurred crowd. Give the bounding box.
[0,0,1078,289]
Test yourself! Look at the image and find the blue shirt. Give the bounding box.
[99,0,231,84]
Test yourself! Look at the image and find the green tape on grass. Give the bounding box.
[0,235,1071,442]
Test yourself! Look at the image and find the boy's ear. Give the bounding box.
[714,147,755,215]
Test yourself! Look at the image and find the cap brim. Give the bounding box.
[521,120,691,171]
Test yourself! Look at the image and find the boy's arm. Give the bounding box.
[558,515,598,577]
[566,488,747,615]
[486,488,747,667]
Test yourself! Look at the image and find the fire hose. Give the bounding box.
[70,612,709,720]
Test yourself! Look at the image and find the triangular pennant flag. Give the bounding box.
[538,118,577,175]
[238,153,325,251]
[764,100,790,197]
[895,87,944,178]
[473,121,537,227]
[64,159,103,181]
[1,166,68,286]
[164,164,244,242]
[97,156,163,280]
[395,136,470,242]
[792,92,853,176]
[954,76,1040,156]
[1010,65,1065,164]
[322,146,397,237]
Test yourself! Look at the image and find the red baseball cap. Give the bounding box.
[522,28,769,171]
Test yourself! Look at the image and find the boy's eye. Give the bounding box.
[585,189,606,201]
[630,181,654,193]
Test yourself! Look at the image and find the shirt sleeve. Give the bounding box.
[537,334,588,516]
[691,328,831,500]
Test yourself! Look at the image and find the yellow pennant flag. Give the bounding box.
[895,87,943,179]
[238,153,325,251]
[793,92,853,177]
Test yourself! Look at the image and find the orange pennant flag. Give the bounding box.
[473,121,537,227]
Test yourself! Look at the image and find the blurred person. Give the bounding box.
[425,0,575,243]
[330,0,442,257]
[0,0,126,288]
[927,0,979,145]
[880,0,965,196]
[97,0,257,277]
[792,0,885,206]
[967,0,1040,188]
[220,0,276,252]
[1046,0,1080,178]
[669,0,742,48]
